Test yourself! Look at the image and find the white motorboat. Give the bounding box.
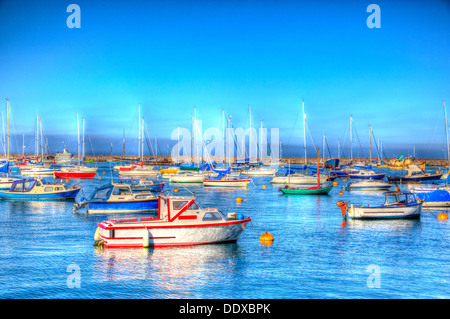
[93,194,251,248]
[346,179,392,191]
[337,191,422,219]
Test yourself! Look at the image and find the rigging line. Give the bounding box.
[325,135,332,158]
[352,121,364,158]
[143,121,158,166]
[305,122,317,154]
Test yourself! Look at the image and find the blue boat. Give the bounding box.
[0,178,81,200]
[412,187,450,207]
[75,183,159,213]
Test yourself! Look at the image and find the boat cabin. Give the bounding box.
[9,178,67,192]
[87,183,156,203]
[383,191,418,206]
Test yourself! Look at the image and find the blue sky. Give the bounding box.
[0,0,449,158]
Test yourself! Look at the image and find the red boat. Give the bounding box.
[54,171,96,179]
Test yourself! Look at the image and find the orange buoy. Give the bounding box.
[333,181,338,186]
[173,188,179,193]
[262,185,267,189]
[260,231,274,244]
[438,212,448,220]
[338,191,344,195]
[235,197,243,202]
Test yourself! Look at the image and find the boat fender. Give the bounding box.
[142,228,150,248]
[72,185,76,189]
[237,214,244,220]
[94,227,102,241]
[438,212,448,220]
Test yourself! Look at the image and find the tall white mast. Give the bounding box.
[369,124,372,164]
[222,109,225,162]
[141,117,144,162]
[6,99,9,161]
[77,114,80,163]
[36,114,39,158]
[82,117,85,160]
[444,100,449,169]
[302,100,306,165]
[138,104,141,160]
[350,115,353,161]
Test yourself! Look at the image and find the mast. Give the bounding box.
[222,109,225,162]
[82,117,85,161]
[369,124,372,164]
[259,120,263,163]
[77,114,80,163]
[6,99,9,161]
[138,104,141,159]
[40,117,43,162]
[302,100,307,165]
[122,128,125,159]
[141,117,144,162]
[444,100,449,169]
[317,148,320,187]
[36,114,39,159]
[191,114,194,163]
[350,115,353,161]
[249,105,252,163]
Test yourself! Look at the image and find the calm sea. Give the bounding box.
[0,163,449,299]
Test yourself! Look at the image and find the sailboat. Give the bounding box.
[54,115,97,179]
[279,149,333,195]
[0,99,20,188]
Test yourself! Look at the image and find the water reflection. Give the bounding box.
[93,244,245,297]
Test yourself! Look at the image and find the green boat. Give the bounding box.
[279,185,333,195]
[279,148,333,195]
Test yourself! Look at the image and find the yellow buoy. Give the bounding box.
[173,188,179,193]
[333,181,338,186]
[262,185,267,189]
[438,212,448,220]
[339,191,344,195]
[103,171,105,174]
[66,179,69,183]
[98,176,102,179]
[343,179,346,182]
[235,197,243,202]
[260,231,274,244]
[394,187,400,191]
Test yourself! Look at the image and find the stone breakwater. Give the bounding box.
[7,155,449,167]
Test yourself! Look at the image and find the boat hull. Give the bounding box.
[348,203,422,219]
[387,174,443,183]
[97,218,250,248]
[0,188,81,200]
[203,179,251,187]
[414,189,450,207]
[87,199,158,213]
[54,172,96,179]
[270,175,327,185]
[280,186,332,195]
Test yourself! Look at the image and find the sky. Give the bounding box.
[0,0,449,158]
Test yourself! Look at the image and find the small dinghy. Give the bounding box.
[336,191,423,220]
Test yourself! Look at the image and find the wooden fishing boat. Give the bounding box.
[93,194,251,248]
[336,191,422,219]
[0,178,81,200]
[73,182,159,213]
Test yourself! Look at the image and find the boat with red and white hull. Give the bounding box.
[94,194,251,248]
[54,165,97,179]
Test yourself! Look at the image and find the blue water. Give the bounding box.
[0,164,449,299]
